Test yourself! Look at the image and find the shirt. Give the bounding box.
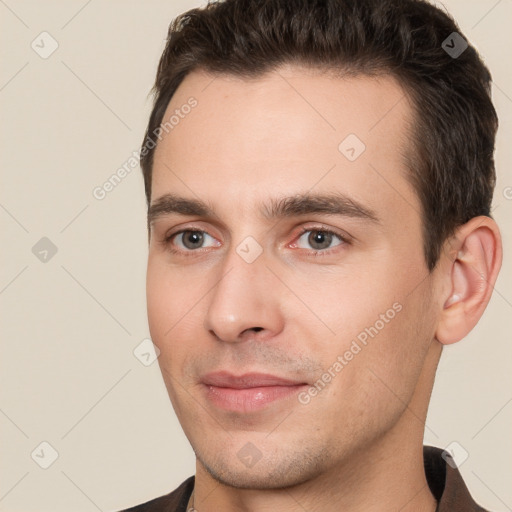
[118,445,489,511]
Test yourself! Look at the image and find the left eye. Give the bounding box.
[295,229,345,251]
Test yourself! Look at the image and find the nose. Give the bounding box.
[203,246,284,343]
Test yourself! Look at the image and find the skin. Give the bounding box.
[146,64,502,511]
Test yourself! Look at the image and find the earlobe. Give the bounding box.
[435,216,502,345]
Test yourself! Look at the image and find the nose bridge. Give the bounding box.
[203,239,282,342]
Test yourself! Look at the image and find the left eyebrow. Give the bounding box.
[261,192,380,224]
[147,191,380,227]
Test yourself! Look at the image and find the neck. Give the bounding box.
[190,342,442,512]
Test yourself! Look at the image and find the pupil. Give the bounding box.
[184,231,203,249]
[309,231,332,250]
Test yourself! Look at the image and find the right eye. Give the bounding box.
[165,230,220,253]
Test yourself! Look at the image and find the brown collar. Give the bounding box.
[423,445,488,511]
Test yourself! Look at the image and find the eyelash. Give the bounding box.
[161,226,350,258]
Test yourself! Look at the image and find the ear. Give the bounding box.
[436,216,502,345]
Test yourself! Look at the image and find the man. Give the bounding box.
[121,0,502,510]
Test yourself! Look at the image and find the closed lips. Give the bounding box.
[201,372,307,388]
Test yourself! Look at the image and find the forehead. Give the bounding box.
[151,65,419,224]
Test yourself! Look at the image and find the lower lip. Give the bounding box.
[203,384,307,413]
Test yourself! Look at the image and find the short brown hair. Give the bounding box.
[141,0,498,270]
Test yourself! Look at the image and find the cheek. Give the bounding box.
[297,265,433,400]
[291,264,403,346]
[146,257,221,395]
[302,303,432,450]
[146,263,199,415]
[146,262,170,349]
[343,294,434,405]
[146,258,196,357]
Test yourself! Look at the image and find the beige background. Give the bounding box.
[0,1,511,511]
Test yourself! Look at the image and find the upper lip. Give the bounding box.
[201,371,307,389]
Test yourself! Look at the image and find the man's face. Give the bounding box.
[146,65,440,488]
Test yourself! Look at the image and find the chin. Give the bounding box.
[196,443,331,490]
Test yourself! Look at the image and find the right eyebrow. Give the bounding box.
[148,194,214,227]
